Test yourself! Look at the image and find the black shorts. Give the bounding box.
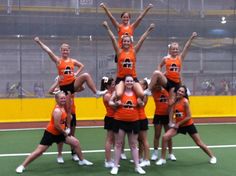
[40,130,65,146]
[165,78,180,92]
[139,118,149,131]
[177,124,198,135]
[113,119,140,134]
[153,114,169,125]
[70,113,76,127]
[59,81,75,94]
[104,116,114,130]
[115,77,139,85]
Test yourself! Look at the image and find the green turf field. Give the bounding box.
[0,124,236,176]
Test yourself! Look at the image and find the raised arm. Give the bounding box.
[134,23,155,53]
[34,37,60,64]
[73,59,84,77]
[102,21,120,54]
[100,3,120,30]
[132,3,153,29]
[180,32,197,61]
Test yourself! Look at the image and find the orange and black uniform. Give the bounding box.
[152,88,169,125]
[103,91,115,130]
[164,56,182,91]
[138,102,149,131]
[40,105,67,146]
[118,24,134,48]
[57,58,75,94]
[115,48,138,84]
[113,92,140,134]
[173,98,197,135]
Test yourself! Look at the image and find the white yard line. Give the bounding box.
[1,144,236,158]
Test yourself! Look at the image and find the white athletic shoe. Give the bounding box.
[57,157,64,164]
[78,159,93,166]
[120,153,127,160]
[72,154,80,161]
[104,161,114,168]
[156,158,167,165]
[209,156,217,164]
[144,89,152,96]
[110,167,119,175]
[16,165,25,173]
[168,154,177,161]
[96,90,107,97]
[139,160,151,167]
[135,166,146,175]
[151,153,158,161]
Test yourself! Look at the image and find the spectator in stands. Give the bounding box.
[16,91,93,174]
[155,85,217,165]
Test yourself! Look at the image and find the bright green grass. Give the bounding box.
[0,124,236,176]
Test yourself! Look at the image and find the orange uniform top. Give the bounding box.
[57,58,75,86]
[117,48,136,78]
[138,105,147,120]
[173,98,193,127]
[46,105,67,135]
[114,92,139,122]
[118,24,134,47]
[103,92,115,117]
[164,56,182,83]
[152,88,169,115]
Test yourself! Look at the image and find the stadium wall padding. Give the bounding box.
[0,96,235,122]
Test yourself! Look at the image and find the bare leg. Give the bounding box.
[190,133,214,158]
[163,124,173,154]
[65,136,84,160]
[138,130,150,160]
[115,81,124,99]
[133,82,144,99]
[113,129,126,167]
[105,130,115,162]
[57,142,64,158]
[127,133,139,168]
[21,145,49,168]
[149,70,167,90]
[74,73,97,94]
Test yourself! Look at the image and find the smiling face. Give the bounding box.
[122,36,132,49]
[124,76,134,89]
[55,92,66,106]
[176,86,186,99]
[60,43,70,58]
[169,42,179,57]
[121,12,130,25]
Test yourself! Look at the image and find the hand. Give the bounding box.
[34,36,40,42]
[149,23,155,30]
[168,122,175,128]
[192,32,197,38]
[148,4,153,9]
[102,21,108,28]
[65,128,71,135]
[100,3,105,8]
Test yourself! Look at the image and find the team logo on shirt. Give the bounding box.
[174,110,183,118]
[123,100,134,109]
[159,95,168,103]
[122,58,133,69]
[64,66,73,75]
[169,63,179,72]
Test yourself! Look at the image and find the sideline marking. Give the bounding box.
[0,123,236,132]
[0,144,236,158]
